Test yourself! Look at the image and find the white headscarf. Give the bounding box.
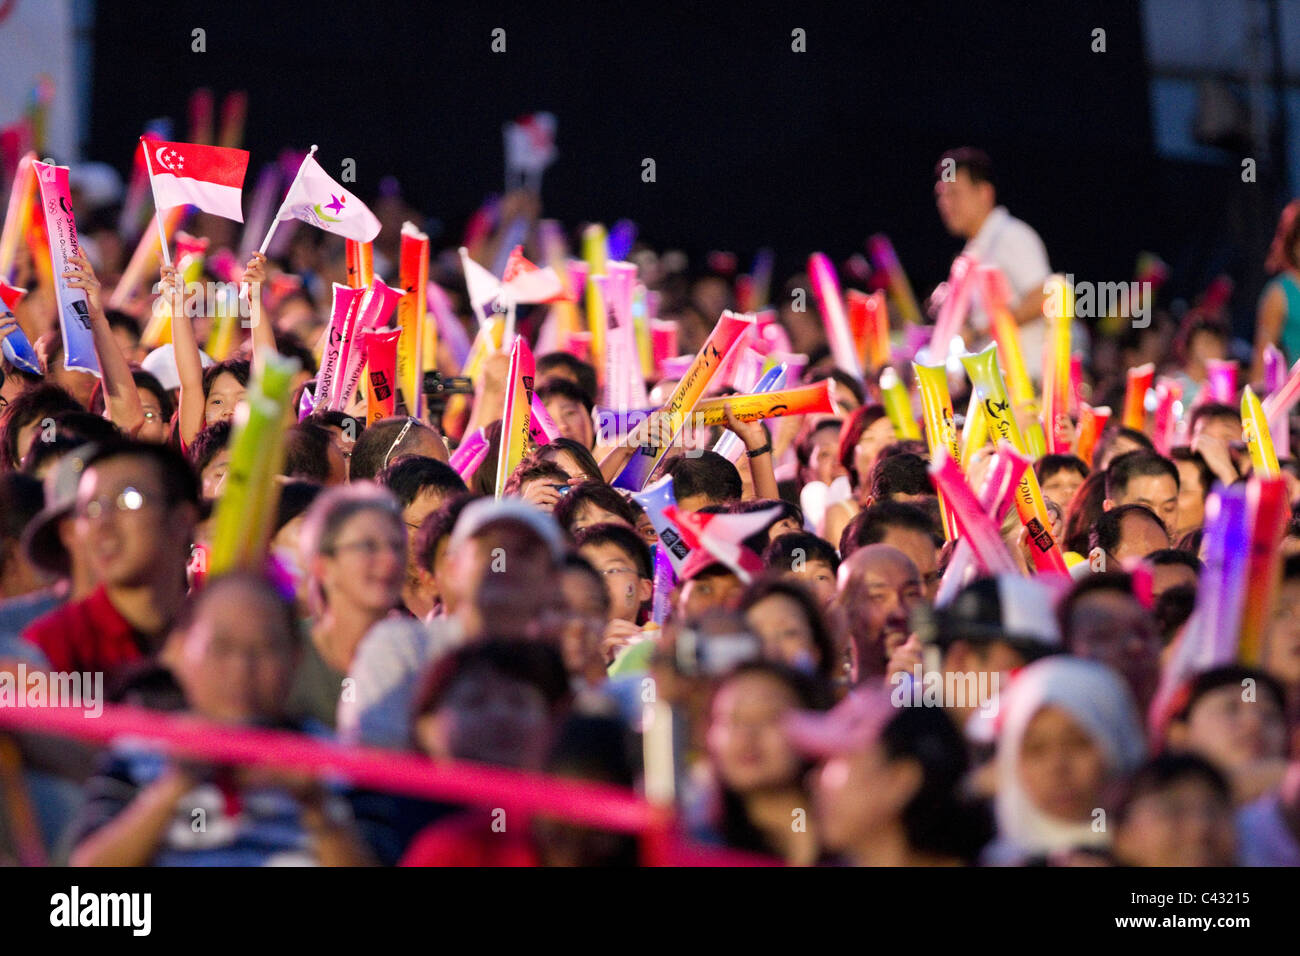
[987,657,1145,863]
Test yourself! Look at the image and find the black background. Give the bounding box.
[86,1,1262,315]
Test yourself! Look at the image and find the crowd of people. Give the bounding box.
[1,146,1299,867]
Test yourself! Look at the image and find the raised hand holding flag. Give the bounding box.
[141,138,249,267]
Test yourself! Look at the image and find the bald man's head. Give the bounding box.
[834,544,924,683]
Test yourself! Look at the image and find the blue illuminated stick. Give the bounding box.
[594,406,657,446]
[651,545,674,625]
[631,475,693,576]
[0,282,41,374]
[1150,484,1251,737]
[712,363,787,463]
[612,310,755,490]
[31,160,99,376]
[296,384,316,423]
[607,219,637,262]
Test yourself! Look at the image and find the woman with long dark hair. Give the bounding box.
[694,661,829,865]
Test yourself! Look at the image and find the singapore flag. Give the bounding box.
[145,138,249,222]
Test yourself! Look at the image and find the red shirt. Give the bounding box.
[21,585,149,675]
[400,811,539,867]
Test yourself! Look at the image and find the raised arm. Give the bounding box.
[243,252,275,376]
[69,766,194,867]
[65,253,145,436]
[723,403,779,500]
[162,264,206,447]
[1250,282,1287,383]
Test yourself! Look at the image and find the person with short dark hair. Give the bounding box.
[0,473,47,607]
[795,418,846,488]
[68,572,373,867]
[187,420,234,503]
[375,457,468,618]
[867,452,935,509]
[666,450,743,512]
[21,440,200,680]
[537,378,596,449]
[553,480,639,535]
[1034,454,1088,514]
[0,384,84,471]
[763,532,839,606]
[1112,754,1236,867]
[536,352,598,405]
[934,146,1053,380]
[1168,446,1214,540]
[1164,665,1289,804]
[20,412,124,478]
[534,436,603,483]
[398,640,572,866]
[1147,548,1201,598]
[840,499,940,600]
[1105,450,1180,531]
[283,422,348,485]
[504,457,572,513]
[1093,425,1155,471]
[1089,502,1170,569]
[575,522,654,664]
[1188,402,1243,445]
[1058,570,1163,713]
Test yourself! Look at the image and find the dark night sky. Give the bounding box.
[89,1,1163,296]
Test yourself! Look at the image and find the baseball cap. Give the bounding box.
[21,442,100,578]
[448,497,567,562]
[678,544,756,583]
[785,685,896,758]
[915,574,1064,661]
[141,343,214,391]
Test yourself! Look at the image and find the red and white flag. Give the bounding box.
[144,139,249,222]
[459,245,567,320]
[276,153,380,242]
[501,245,567,304]
[662,503,782,583]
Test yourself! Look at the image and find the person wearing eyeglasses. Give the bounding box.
[292,483,409,731]
[20,441,199,679]
[573,523,654,665]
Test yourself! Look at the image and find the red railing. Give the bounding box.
[0,703,778,866]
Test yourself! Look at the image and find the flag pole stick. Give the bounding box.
[504,295,517,345]
[139,138,172,268]
[258,144,317,256]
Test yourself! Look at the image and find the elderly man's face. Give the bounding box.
[835,545,924,682]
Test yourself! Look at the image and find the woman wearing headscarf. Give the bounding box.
[985,656,1146,865]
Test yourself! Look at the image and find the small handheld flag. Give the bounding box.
[142,138,249,223]
[274,150,380,243]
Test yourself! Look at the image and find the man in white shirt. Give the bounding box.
[934,148,1055,380]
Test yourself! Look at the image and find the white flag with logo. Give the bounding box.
[276,153,380,242]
